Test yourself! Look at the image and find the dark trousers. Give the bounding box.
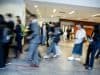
[85,41,100,68]
[4,43,9,64]
[46,35,49,47]
[0,44,5,68]
[15,38,22,57]
[67,33,70,40]
[0,43,9,68]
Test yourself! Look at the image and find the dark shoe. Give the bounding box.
[30,64,35,67]
[95,56,99,59]
[13,56,18,59]
[85,66,88,69]
[83,64,87,67]
[33,64,39,68]
[30,64,39,68]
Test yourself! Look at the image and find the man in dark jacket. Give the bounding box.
[0,14,10,69]
[84,24,100,70]
[5,13,15,59]
[6,13,14,32]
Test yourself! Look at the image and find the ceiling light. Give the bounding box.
[53,9,56,13]
[51,15,54,18]
[68,11,75,14]
[91,13,100,17]
[34,5,38,8]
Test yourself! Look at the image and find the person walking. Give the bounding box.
[27,14,41,67]
[41,23,47,45]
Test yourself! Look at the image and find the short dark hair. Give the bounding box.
[0,14,4,23]
[6,13,13,18]
[49,22,52,24]
[16,16,20,19]
[77,23,84,28]
[17,20,21,24]
[30,14,37,19]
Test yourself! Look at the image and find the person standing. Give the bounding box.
[46,23,49,47]
[68,24,86,61]
[14,20,23,58]
[41,23,47,45]
[27,14,41,67]
[6,13,15,33]
[0,14,11,69]
[66,26,72,40]
[84,24,100,70]
[5,13,15,59]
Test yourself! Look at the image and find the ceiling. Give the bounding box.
[25,0,100,23]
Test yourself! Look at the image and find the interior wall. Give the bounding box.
[0,0,25,25]
[60,19,95,36]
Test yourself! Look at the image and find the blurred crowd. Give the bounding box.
[0,13,100,70]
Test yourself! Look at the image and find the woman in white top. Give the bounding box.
[68,24,86,61]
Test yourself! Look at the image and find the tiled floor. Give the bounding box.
[0,40,100,75]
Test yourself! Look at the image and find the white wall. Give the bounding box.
[0,0,25,25]
[33,0,100,8]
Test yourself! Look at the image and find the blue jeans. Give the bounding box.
[95,49,100,58]
[88,41,100,68]
[72,42,83,56]
[47,41,56,55]
[28,39,39,65]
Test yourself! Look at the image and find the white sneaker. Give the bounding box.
[53,55,57,58]
[6,63,12,66]
[67,56,75,61]
[43,55,49,59]
[75,58,81,61]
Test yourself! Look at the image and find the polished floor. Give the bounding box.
[0,40,100,75]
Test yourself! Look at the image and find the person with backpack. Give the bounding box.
[53,23,63,57]
[44,22,63,58]
[0,14,11,69]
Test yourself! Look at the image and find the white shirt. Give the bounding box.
[75,28,86,44]
[32,19,38,23]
